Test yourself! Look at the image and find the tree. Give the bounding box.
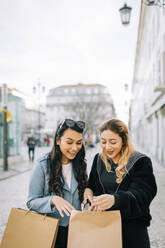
[63,95,115,136]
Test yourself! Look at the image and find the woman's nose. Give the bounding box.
[71,144,78,151]
[105,143,112,150]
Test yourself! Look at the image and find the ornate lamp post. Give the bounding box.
[33,80,45,147]
[119,3,132,26]
[124,83,129,91]
[145,0,155,5]
[145,0,165,7]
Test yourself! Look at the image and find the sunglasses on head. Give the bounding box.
[57,119,85,135]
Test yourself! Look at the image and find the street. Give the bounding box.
[0,144,99,241]
[0,145,165,247]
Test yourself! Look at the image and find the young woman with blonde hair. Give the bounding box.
[84,119,157,248]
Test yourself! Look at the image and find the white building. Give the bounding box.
[23,108,46,134]
[46,83,116,135]
[130,2,165,165]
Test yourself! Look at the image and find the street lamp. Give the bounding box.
[154,87,165,93]
[124,83,129,91]
[33,80,45,147]
[145,0,155,5]
[119,3,132,26]
[144,0,165,7]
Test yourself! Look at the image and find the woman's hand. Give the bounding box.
[83,188,93,205]
[52,196,75,217]
[93,194,115,211]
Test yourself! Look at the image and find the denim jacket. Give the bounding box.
[26,154,81,226]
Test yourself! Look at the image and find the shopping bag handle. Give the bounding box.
[25,203,47,220]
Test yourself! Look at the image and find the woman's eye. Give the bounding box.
[67,142,73,145]
[77,142,82,145]
[111,143,116,145]
[101,142,106,144]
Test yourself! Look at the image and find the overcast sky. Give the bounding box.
[0,0,141,122]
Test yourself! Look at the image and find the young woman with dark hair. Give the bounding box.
[84,119,157,248]
[27,119,88,248]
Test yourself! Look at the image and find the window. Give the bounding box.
[86,88,91,94]
[64,88,68,94]
[94,88,98,94]
[71,88,76,94]
[163,51,165,85]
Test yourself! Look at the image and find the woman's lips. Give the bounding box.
[68,151,76,156]
[106,151,114,156]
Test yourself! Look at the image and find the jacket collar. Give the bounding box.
[96,151,146,193]
[97,151,146,175]
[46,156,78,194]
[63,169,78,193]
[125,151,146,172]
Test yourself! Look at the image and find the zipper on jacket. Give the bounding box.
[115,175,125,193]
[96,166,106,194]
[96,154,122,194]
[96,164,124,194]
[97,152,146,194]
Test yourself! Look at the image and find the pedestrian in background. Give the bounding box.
[27,119,87,248]
[27,134,36,161]
[84,119,157,248]
[46,136,50,146]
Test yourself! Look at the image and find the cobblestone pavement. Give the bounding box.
[148,161,165,248]
[0,145,100,242]
[0,145,165,248]
[0,145,52,180]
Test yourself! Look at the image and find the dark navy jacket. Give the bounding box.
[88,152,157,227]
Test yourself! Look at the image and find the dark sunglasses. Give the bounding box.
[57,119,85,135]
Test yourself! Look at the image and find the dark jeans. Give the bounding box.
[28,148,35,161]
[55,226,68,248]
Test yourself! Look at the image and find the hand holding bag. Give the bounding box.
[67,210,122,248]
[0,208,59,248]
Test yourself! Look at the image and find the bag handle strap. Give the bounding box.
[25,203,47,220]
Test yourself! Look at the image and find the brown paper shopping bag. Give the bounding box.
[67,210,122,248]
[0,208,59,248]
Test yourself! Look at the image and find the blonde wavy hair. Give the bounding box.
[98,119,134,183]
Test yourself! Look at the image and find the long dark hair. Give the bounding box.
[48,121,88,202]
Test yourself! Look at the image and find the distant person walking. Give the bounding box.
[46,136,50,146]
[27,135,36,161]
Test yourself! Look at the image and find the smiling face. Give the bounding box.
[100,130,123,163]
[57,128,83,164]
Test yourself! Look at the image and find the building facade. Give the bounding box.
[130,3,165,166]
[46,83,116,135]
[23,108,46,135]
